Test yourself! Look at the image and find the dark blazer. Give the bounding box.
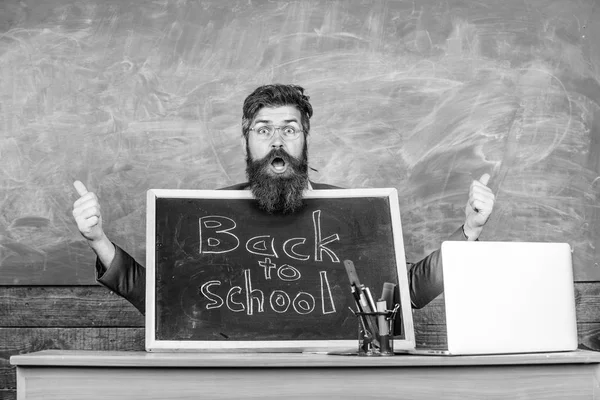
[96,181,466,314]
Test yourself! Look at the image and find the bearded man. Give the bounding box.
[72,84,495,314]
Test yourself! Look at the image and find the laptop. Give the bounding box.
[408,241,578,356]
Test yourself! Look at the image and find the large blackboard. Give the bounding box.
[1,0,600,285]
[145,188,414,352]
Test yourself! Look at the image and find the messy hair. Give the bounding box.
[241,84,313,139]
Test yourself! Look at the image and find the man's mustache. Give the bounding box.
[259,148,298,164]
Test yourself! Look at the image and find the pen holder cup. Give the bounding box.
[355,304,399,356]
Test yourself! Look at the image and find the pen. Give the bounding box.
[363,286,377,312]
[351,289,374,351]
[351,286,369,333]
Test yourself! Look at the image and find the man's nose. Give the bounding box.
[270,131,284,148]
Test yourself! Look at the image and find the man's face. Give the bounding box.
[246,105,306,168]
[245,105,309,214]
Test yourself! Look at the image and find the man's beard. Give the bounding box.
[246,145,309,214]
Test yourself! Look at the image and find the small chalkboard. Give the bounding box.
[145,188,415,353]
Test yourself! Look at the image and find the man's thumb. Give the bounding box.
[73,180,89,197]
[478,173,491,186]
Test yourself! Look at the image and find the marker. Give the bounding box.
[377,299,392,356]
[376,300,388,336]
[380,282,396,310]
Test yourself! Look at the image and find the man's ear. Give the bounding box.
[241,136,247,157]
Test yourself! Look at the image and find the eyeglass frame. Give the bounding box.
[248,124,305,140]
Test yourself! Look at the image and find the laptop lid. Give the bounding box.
[440,241,578,355]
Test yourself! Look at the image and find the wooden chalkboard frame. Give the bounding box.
[145,188,415,353]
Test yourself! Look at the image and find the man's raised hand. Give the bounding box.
[72,181,105,243]
[463,173,495,240]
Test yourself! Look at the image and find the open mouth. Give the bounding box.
[270,157,288,174]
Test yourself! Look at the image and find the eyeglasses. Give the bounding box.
[249,125,303,140]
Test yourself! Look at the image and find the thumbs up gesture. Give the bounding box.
[72,181,105,242]
[463,173,495,240]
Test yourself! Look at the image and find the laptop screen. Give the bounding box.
[439,241,577,355]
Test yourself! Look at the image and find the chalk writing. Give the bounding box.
[199,268,335,316]
[199,210,341,263]
[192,210,342,317]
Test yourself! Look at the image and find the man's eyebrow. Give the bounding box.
[253,118,300,125]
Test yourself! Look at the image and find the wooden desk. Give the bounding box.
[11,350,600,399]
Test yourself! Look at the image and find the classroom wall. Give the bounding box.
[1,1,599,398]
